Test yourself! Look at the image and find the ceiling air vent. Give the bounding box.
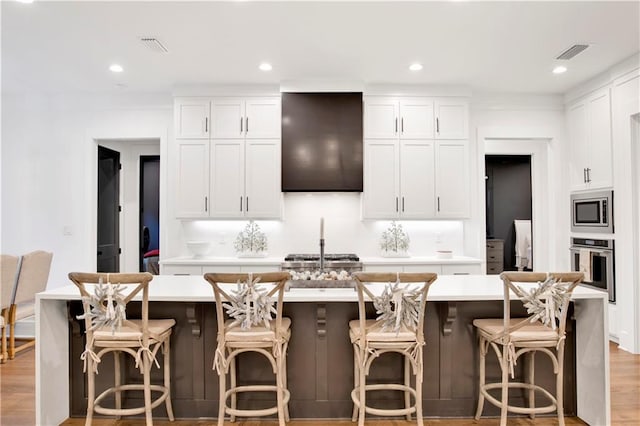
[139,37,169,54]
[556,44,589,60]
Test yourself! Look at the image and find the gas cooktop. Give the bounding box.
[283,253,360,262]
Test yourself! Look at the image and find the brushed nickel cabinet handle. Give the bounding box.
[395,118,398,134]
[402,197,405,212]
[401,118,404,134]
[396,197,399,212]
[205,117,208,133]
[205,196,208,212]
[240,117,243,133]
[240,196,243,211]
[437,196,440,212]
[246,196,249,212]
[245,117,249,133]
[436,117,440,134]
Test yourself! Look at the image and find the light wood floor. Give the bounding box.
[1,343,638,425]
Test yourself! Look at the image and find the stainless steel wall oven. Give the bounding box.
[570,237,615,303]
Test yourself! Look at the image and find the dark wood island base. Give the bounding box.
[67,300,576,420]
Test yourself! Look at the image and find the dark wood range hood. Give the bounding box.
[281,92,363,192]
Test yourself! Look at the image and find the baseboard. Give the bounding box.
[14,315,35,339]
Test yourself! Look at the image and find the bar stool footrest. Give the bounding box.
[351,383,418,416]
[94,384,170,416]
[481,382,557,415]
[224,385,291,417]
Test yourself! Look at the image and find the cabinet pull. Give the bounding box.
[586,167,591,183]
[395,197,399,212]
[205,117,208,133]
[240,117,243,133]
[395,118,398,134]
[246,196,249,212]
[402,197,405,212]
[583,168,586,183]
[245,117,249,133]
[437,196,440,212]
[240,196,243,211]
[401,117,404,134]
[205,196,208,212]
[436,117,440,134]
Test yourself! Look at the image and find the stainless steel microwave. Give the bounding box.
[571,190,613,234]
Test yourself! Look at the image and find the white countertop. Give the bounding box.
[160,255,482,266]
[39,274,606,303]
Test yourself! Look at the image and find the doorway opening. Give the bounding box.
[485,155,532,272]
[97,145,121,272]
[140,156,160,273]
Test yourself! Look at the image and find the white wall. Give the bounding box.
[1,92,172,289]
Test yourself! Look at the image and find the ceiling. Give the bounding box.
[2,1,639,95]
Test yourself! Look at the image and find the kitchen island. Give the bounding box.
[36,275,609,425]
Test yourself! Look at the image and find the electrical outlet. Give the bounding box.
[63,226,73,236]
[435,233,443,244]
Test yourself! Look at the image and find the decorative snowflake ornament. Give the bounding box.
[223,275,276,329]
[76,278,127,334]
[373,276,421,333]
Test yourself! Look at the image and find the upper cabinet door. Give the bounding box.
[399,140,435,218]
[245,139,282,218]
[399,99,434,139]
[364,98,399,139]
[435,140,469,218]
[362,139,400,219]
[245,98,281,139]
[211,98,245,139]
[209,140,245,218]
[175,140,209,217]
[587,90,613,189]
[175,99,210,139]
[435,99,468,139]
[567,101,590,190]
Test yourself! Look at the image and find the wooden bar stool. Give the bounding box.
[69,272,175,426]
[204,272,291,426]
[474,271,584,426]
[350,272,437,426]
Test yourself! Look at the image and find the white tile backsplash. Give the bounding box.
[180,193,464,258]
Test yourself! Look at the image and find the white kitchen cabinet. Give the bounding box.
[364,264,405,273]
[208,139,281,219]
[211,97,281,139]
[435,140,470,218]
[363,139,468,219]
[402,264,442,274]
[175,98,210,139]
[363,96,469,219]
[363,140,446,220]
[364,98,435,139]
[567,88,613,190]
[363,263,479,275]
[434,99,468,139]
[175,140,210,218]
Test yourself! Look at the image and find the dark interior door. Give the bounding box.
[139,156,160,271]
[485,155,532,270]
[97,146,120,272]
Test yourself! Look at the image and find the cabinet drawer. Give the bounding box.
[201,265,239,274]
[486,249,503,262]
[240,265,281,273]
[441,264,481,275]
[486,262,504,275]
[364,264,404,273]
[486,240,504,250]
[402,264,442,274]
[161,265,203,275]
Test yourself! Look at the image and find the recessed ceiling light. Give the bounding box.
[409,63,423,71]
[552,65,567,74]
[109,64,124,73]
[259,63,273,71]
